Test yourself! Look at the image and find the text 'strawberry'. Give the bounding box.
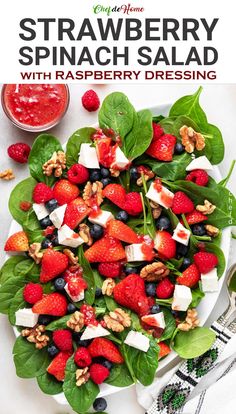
[152,122,164,140]
[194,251,218,274]
[23,283,43,304]
[7,142,31,163]
[82,90,100,112]
[124,192,143,216]
[67,164,89,185]
[53,329,73,352]
[90,363,110,384]
[80,304,98,326]
[33,183,53,204]
[98,262,122,278]
[156,278,174,299]
[19,201,32,211]
[186,169,209,186]
[74,347,92,368]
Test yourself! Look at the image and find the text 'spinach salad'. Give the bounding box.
[1,87,236,413]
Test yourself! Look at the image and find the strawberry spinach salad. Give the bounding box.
[1,87,236,413]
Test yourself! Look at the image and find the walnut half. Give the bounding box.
[76,367,90,386]
[21,325,49,349]
[67,311,84,332]
[28,242,43,264]
[180,125,205,153]
[196,199,216,215]
[0,168,15,180]
[104,308,131,332]
[102,278,116,296]
[140,262,170,282]
[177,309,200,332]
[42,151,66,177]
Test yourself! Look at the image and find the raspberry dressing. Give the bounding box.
[139,235,155,261]
[176,229,188,240]
[153,179,173,208]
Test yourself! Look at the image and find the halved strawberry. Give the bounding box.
[40,249,69,283]
[63,197,90,229]
[107,219,139,244]
[154,230,176,260]
[172,191,194,215]
[84,235,126,263]
[194,252,218,274]
[88,338,124,364]
[53,179,79,205]
[47,351,72,381]
[32,292,68,316]
[103,184,126,209]
[158,342,171,359]
[185,209,208,225]
[96,137,113,168]
[177,264,200,287]
[4,231,29,252]
[146,134,176,161]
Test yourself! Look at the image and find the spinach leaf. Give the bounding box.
[153,115,165,123]
[46,315,71,331]
[0,276,27,314]
[104,296,117,311]
[8,287,26,325]
[9,177,38,228]
[37,372,63,395]
[123,109,153,160]
[23,227,44,244]
[13,336,50,378]
[105,363,133,387]
[14,258,40,281]
[63,357,99,413]
[66,127,96,168]
[158,308,176,342]
[77,246,96,305]
[173,327,216,359]
[203,123,224,164]
[28,134,63,186]
[204,242,225,277]
[190,288,205,308]
[0,256,26,284]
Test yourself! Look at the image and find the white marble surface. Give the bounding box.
[0,84,235,414]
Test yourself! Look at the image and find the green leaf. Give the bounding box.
[219,160,236,187]
[37,372,63,395]
[158,308,176,342]
[123,109,153,160]
[8,177,38,228]
[8,287,26,325]
[66,127,96,168]
[0,277,27,314]
[24,227,44,244]
[229,269,236,292]
[28,134,63,186]
[0,256,26,284]
[104,296,117,311]
[14,258,40,280]
[173,327,216,359]
[204,124,224,164]
[105,363,133,387]
[190,288,205,308]
[13,336,50,378]
[77,246,96,305]
[46,315,71,331]
[204,242,225,277]
[153,115,165,123]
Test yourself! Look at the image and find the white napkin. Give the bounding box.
[136,335,236,413]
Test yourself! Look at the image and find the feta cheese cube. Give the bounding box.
[172,222,191,246]
[172,285,192,311]
[111,146,130,170]
[88,210,114,228]
[33,203,49,220]
[124,331,150,352]
[146,183,174,209]
[141,312,166,329]
[15,308,39,327]
[125,244,145,262]
[201,268,218,292]
[64,283,85,302]
[58,224,84,248]
[80,324,110,340]
[186,156,213,171]
[79,143,100,169]
[49,204,67,229]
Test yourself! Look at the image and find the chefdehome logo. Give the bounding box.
[93,3,144,16]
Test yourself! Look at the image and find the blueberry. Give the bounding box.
[116,210,129,223]
[101,168,110,178]
[176,243,188,259]
[192,224,206,236]
[38,315,53,325]
[130,166,139,182]
[174,142,184,154]
[156,216,171,231]
[93,397,107,412]
[94,357,113,371]
[90,169,101,182]
[90,224,104,240]
[181,257,192,271]
[51,233,59,246]
[95,287,102,298]
[150,304,161,314]
[45,198,58,213]
[101,177,112,187]
[54,277,66,291]
[39,216,53,229]
[125,266,139,275]
[67,303,77,314]
[47,344,59,358]
[41,238,53,249]
[145,282,157,297]
[73,332,91,347]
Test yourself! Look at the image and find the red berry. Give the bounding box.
[67,164,89,185]
[90,363,110,384]
[172,191,194,215]
[155,230,176,260]
[19,201,32,211]
[7,142,31,163]
[23,283,43,304]
[193,252,218,274]
[186,169,209,186]
[88,338,124,363]
[32,293,68,316]
[53,329,73,352]
[156,278,174,299]
[53,179,79,205]
[124,192,143,216]
[43,226,56,236]
[177,264,200,287]
[82,90,100,112]
[74,347,92,368]
[80,304,98,326]
[98,262,122,278]
[158,342,171,359]
[47,351,72,381]
[185,209,207,225]
[33,183,53,204]
[152,122,164,140]
[146,134,176,161]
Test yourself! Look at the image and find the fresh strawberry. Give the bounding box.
[47,351,72,381]
[177,264,200,287]
[67,164,89,185]
[32,293,68,316]
[146,134,176,161]
[156,278,174,299]
[4,231,29,252]
[113,274,151,316]
[74,347,92,368]
[186,169,209,186]
[98,262,122,278]
[155,230,176,260]
[185,209,207,225]
[53,330,73,352]
[53,179,79,205]
[90,363,110,384]
[103,184,126,209]
[152,122,164,140]
[63,197,90,229]
[158,342,171,359]
[194,252,218,274]
[107,219,139,243]
[96,136,113,168]
[88,338,124,363]
[172,191,194,214]
[124,192,143,216]
[33,183,53,203]
[40,249,69,283]
[84,235,126,263]
[80,304,98,326]
[23,283,43,304]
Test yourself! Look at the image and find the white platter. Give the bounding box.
[7,102,231,403]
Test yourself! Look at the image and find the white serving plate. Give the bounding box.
[7,102,231,403]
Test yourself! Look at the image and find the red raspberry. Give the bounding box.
[82,90,100,112]
[7,142,31,163]
[43,226,56,236]
[80,304,98,326]
[98,262,122,278]
[193,252,218,274]
[20,201,32,211]
[74,347,92,368]
[124,192,143,216]
[33,183,53,204]
[67,164,89,185]
[90,363,110,384]
[172,191,194,215]
[152,122,164,140]
[23,283,43,304]
[53,329,73,352]
[186,169,209,186]
[156,278,174,299]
